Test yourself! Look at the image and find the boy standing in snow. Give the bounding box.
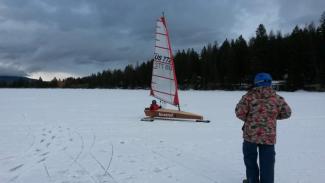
[235,73,291,183]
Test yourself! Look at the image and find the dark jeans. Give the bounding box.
[243,140,275,183]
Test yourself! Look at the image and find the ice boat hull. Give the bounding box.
[144,108,203,120]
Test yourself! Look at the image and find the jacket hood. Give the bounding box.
[249,87,276,99]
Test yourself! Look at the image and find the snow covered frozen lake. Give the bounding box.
[0,89,324,183]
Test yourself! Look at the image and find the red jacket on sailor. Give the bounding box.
[150,104,160,111]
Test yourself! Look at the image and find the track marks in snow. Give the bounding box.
[2,125,224,183]
[89,132,118,183]
[144,139,243,183]
[8,164,24,172]
[139,139,221,183]
[1,125,84,182]
[106,139,180,182]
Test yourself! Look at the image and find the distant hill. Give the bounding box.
[0,76,36,83]
[0,76,55,88]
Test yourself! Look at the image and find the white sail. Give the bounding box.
[150,16,179,106]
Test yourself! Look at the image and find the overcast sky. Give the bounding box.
[0,0,324,80]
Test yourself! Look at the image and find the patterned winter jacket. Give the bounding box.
[235,87,291,145]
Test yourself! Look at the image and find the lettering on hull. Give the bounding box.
[158,112,174,118]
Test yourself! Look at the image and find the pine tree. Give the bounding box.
[250,24,269,75]
[318,11,325,87]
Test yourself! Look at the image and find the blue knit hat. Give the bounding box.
[254,73,272,87]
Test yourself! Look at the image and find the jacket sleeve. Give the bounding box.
[235,95,249,122]
[277,96,292,120]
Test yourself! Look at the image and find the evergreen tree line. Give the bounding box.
[2,12,325,91]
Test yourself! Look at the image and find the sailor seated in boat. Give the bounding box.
[149,100,161,111]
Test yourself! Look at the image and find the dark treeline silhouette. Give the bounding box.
[1,12,325,91]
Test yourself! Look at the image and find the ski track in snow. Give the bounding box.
[2,126,86,182]
[1,125,227,183]
[0,124,121,183]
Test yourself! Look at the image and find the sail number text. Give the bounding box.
[154,53,171,63]
[154,53,171,71]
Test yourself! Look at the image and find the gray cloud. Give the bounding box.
[0,0,324,79]
[0,64,27,77]
[276,0,325,30]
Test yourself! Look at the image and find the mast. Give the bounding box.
[161,14,180,110]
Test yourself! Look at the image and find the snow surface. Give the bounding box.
[0,89,324,183]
